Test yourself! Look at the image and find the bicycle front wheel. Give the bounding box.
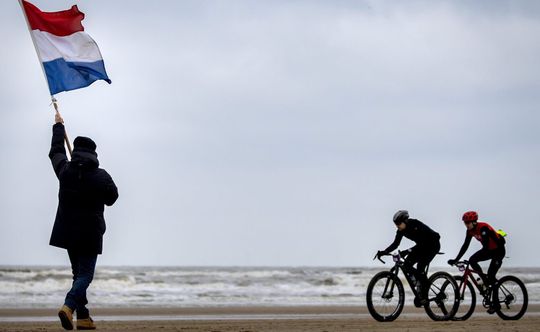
[494,275,528,320]
[452,275,476,321]
[366,271,404,322]
[424,271,459,321]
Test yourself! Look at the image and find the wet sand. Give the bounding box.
[1,305,538,331]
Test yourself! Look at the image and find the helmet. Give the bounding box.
[393,210,409,224]
[462,211,478,223]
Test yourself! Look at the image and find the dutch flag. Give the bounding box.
[21,0,111,96]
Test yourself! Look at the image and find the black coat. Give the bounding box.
[49,123,118,254]
[384,219,440,253]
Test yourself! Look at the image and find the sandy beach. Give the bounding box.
[1,305,538,332]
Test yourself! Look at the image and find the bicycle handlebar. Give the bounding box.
[373,250,408,264]
[373,252,386,264]
[449,260,470,271]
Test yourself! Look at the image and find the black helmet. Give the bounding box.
[393,210,409,224]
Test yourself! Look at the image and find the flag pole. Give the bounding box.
[19,0,72,158]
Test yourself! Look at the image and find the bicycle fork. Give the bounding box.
[382,274,397,300]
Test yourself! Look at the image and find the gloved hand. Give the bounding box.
[447,259,457,266]
[376,250,387,259]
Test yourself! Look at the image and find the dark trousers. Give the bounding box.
[469,247,505,286]
[404,241,440,296]
[65,250,97,319]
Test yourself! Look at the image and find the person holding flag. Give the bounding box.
[20,1,116,330]
[50,111,118,330]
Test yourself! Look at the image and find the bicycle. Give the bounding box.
[366,251,459,322]
[451,260,528,320]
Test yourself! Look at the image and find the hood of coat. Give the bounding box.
[71,136,99,168]
[71,149,99,169]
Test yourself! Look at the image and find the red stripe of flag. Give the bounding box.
[22,0,84,36]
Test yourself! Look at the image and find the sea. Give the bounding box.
[1,266,539,308]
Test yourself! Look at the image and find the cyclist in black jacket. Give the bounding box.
[377,210,441,302]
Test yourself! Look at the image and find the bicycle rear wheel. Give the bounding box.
[366,271,404,322]
[494,275,528,320]
[452,275,476,321]
[424,271,459,321]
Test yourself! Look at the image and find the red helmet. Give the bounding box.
[462,211,478,223]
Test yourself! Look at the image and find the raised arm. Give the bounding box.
[48,113,67,178]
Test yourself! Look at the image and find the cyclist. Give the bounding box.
[377,210,441,303]
[447,211,506,313]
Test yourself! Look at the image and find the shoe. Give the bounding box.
[76,317,96,330]
[58,305,74,330]
[487,304,500,315]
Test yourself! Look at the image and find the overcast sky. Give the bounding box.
[1,0,539,267]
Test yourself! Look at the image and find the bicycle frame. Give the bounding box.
[455,261,492,302]
[379,252,426,300]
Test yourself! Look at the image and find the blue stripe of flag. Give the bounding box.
[43,58,111,95]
